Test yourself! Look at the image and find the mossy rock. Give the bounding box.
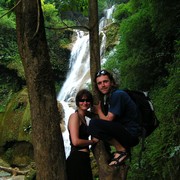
[104,22,120,52]
[0,87,65,167]
[0,88,31,146]
[2,141,34,167]
[0,87,66,147]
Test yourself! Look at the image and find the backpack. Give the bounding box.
[124,89,159,167]
[124,89,159,138]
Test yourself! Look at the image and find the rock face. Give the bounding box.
[0,88,33,167]
[0,87,65,168]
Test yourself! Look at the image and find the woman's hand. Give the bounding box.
[92,137,99,144]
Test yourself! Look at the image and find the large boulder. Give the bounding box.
[0,87,65,167]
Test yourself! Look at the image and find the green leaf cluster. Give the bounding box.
[0,5,25,112]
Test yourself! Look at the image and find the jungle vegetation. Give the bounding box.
[0,0,179,179]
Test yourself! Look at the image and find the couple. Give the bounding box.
[66,69,141,180]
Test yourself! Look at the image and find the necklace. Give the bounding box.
[77,111,86,125]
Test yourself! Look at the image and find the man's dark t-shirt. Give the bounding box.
[108,89,141,137]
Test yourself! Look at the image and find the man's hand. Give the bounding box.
[93,101,101,114]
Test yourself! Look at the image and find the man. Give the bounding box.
[88,70,141,166]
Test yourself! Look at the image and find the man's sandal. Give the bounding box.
[109,151,129,167]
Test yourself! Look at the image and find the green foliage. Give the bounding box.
[3,148,13,162]
[42,1,75,28]
[0,7,21,71]
[0,7,17,66]
[62,0,88,13]
[154,64,179,121]
[0,5,25,112]
[98,1,108,18]
[113,2,132,22]
[52,0,89,17]
[7,54,24,79]
[147,0,180,40]
[0,7,15,28]
[107,8,160,90]
[107,0,178,90]
[0,89,13,112]
[42,1,72,87]
[50,0,113,21]
[104,0,179,179]
[0,0,15,9]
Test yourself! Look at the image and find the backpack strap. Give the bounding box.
[138,128,146,168]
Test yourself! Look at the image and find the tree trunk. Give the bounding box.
[15,0,66,179]
[88,0,129,179]
[92,141,129,180]
[88,0,101,102]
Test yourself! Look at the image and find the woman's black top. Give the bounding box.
[69,122,89,153]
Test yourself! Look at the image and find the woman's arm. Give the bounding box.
[68,113,95,147]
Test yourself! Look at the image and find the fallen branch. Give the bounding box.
[0,166,29,176]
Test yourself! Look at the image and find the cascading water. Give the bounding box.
[58,31,90,102]
[57,6,115,158]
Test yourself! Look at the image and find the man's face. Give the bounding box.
[96,75,112,95]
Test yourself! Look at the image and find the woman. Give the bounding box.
[66,89,98,180]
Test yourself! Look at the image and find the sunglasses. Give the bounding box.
[96,70,109,77]
[79,99,91,103]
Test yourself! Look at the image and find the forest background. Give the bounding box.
[0,0,179,179]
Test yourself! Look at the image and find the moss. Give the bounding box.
[0,158,10,167]
[12,155,32,167]
[3,148,13,163]
[90,152,99,179]
[0,85,66,145]
[0,87,32,146]
[2,141,34,167]
[25,167,36,180]
[104,22,120,52]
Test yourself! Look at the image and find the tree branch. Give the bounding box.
[45,25,90,31]
[0,0,21,19]
[0,166,29,176]
[32,0,41,38]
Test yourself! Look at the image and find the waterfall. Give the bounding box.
[57,6,115,158]
[58,31,90,102]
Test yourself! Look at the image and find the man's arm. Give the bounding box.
[94,102,115,121]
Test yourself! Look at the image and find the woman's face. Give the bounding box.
[78,95,91,110]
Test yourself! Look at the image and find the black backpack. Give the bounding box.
[124,89,159,138]
[124,89,159,167]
